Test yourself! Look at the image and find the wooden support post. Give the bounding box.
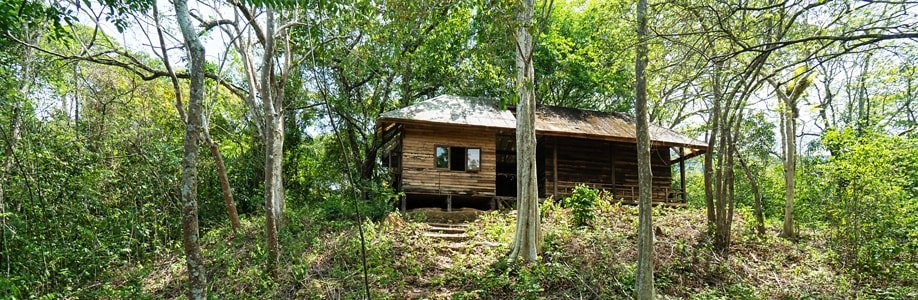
[553,139,558,198]
[447,195,452,212]
[679,147,686,203]
[400,195,407,212]
[609,142,616,196]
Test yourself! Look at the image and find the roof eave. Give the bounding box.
[377,118,708,150]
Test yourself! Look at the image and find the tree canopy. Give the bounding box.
[0,0,915,298]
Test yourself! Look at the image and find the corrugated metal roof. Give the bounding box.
[534,105,707,149]
[378,95,516,129]
[378,95,707,149]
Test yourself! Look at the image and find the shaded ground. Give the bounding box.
[114,202,916,299]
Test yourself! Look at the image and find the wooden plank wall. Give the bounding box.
[543,136,675,203]
[400,123,497,196]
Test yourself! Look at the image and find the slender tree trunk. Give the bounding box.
[713,112,731,251]
[770,73,813,240]
[261,7,281,275]
[782,95,796,239]
[274,114,285,220]
[737,153,766,236]
[173,0,207,297]
[704,63,722,227]
[634,0,654,295]
[508,0,540,263]
[204,131,241,234]
[154,5,241,235]
[856,55,872,135]
[711,62,742,252]
[721,129,737,249]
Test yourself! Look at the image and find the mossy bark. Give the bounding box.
[173,0,207,297]
[634,0,654,296]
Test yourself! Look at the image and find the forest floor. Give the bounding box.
[111,202,917,299]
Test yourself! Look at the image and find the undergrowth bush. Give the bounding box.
[562,184,599,227]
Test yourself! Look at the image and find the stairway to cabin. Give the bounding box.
[421,222,470,242]
[419,221,501,272]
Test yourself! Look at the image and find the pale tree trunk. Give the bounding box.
[771,74,812,240]
[220,2,289,272]
[173,0,207,298]
[272,110,284,221]
[261,7,281,274]
[508,0,540,263]
[153,5,241,235]
[634,0,654,296]
[782,95,796,239]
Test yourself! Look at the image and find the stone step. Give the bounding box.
[427,225,466,234]
[444,241,499,249]
[422,232,469,241]
[426,222,469,228]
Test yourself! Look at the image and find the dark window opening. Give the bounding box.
[496,134,516,196]
[450,147,466,171]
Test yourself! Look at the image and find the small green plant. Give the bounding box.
[563,184,599,227]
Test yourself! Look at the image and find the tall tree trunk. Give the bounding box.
[720,128,737,249]
[714,113,730,251]
[154,5,241,235]
[710,62,739,253]
[782,96,796,239]
[261,7,282,275]
[274,114,285,220]
[508,0,540,262]
[634,0,654,296]
[771,73,813,240]
[173,0,207,298]
[703,63,722,227]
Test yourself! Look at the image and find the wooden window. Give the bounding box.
[435,146,449,169]
[467,148,481,172]
[435,146,481,172]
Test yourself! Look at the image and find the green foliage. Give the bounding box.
[1,76,187,297]
[0,31,256,297]
[798,128,918,285]
[561,184,598,227]
[0,1,70,43]
[534,0,635,111]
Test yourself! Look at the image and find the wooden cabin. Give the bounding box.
[377,95,707,211]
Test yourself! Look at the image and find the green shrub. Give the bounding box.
[799,128,918,284]
[563,184,599,227]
